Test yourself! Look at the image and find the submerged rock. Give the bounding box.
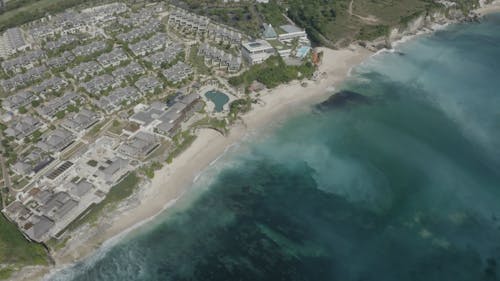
[316,90,370,111]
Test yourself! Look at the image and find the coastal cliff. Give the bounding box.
[363,2,485,51]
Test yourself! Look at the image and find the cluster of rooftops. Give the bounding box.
[0,0,313,244]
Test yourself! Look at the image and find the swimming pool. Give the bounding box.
[205,90,229,112]
[296,46,311,59]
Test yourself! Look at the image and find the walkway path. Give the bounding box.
[348,0,380,24]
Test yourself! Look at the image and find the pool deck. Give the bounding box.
[197,85,238,115]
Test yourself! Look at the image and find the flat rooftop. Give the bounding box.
[280,24,304,34]
[242,40,273,52]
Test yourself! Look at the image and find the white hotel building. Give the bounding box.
[278,25,309,45]
[241,39,275,65]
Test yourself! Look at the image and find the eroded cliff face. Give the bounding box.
[387,11,447,43]
[384,7,475,48]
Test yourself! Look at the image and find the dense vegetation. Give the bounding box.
[0,206,48,280]
[0,0,117,32]
[229,56,315,89]
[286,0,339,45]
[1,0,479,46]
[181,0,477,47]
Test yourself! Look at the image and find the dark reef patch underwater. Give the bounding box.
[49,14,500,281]
[315,90,371,111]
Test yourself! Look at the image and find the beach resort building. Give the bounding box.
[241,40,275,65]
[277,24,309,45]
[118,132,160,159]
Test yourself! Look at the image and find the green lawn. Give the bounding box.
[0,210,48,280]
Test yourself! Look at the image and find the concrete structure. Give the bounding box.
[129,33,169,57]
[2,91,37,112]
[168,8,210,34]
[116,19,161,43]
[81,74,119,95]
[32,77,69,96]
[207,25,243,45]
[155,93,202,137]
[61,109,100,134]
[97,48,129,68]
[94,86,141,114]
[1,50,45,73]
[143,43,184,69]
[198,43,242,72]
[134,76,163,95]
[118,132,159,159]
[96,157,129,184]
[241,40,275,65]
[162,62,193,84]
[72,40,108,57]
[44,35,78,51]
[278,24,309,45]
[263,23,277,39]
[112,62,145,81]
[0,28,31,58]
[1,65,49,92]
[36,127,75,153]
[4,115,44,141]
[67,61,103,81]
[11,148,54,177]
[46,51,75,69]
[36,92,82,120]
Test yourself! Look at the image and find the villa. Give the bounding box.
[135,76,163,95]
[2,91,37,112]
[4,115,44,141]
[36,92,82,120]
[162,62,193,84]
[97,48,129,68]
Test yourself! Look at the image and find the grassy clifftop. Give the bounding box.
[184,0,479,47]
[0,211,49,280]
[0,0,479,46]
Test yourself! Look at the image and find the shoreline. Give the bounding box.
[14,4,500,280]
[22,46,372,281]
[477,0,500,15]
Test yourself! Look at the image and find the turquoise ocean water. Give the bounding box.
[47,14,500,281]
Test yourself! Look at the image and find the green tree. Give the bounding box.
[55,110,65,119]
[31,100,40,107]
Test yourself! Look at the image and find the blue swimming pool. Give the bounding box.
[205,90,229,112]
[296,46,311,59]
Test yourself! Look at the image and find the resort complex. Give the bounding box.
[0,1,314,245]
[0,0,496,280]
